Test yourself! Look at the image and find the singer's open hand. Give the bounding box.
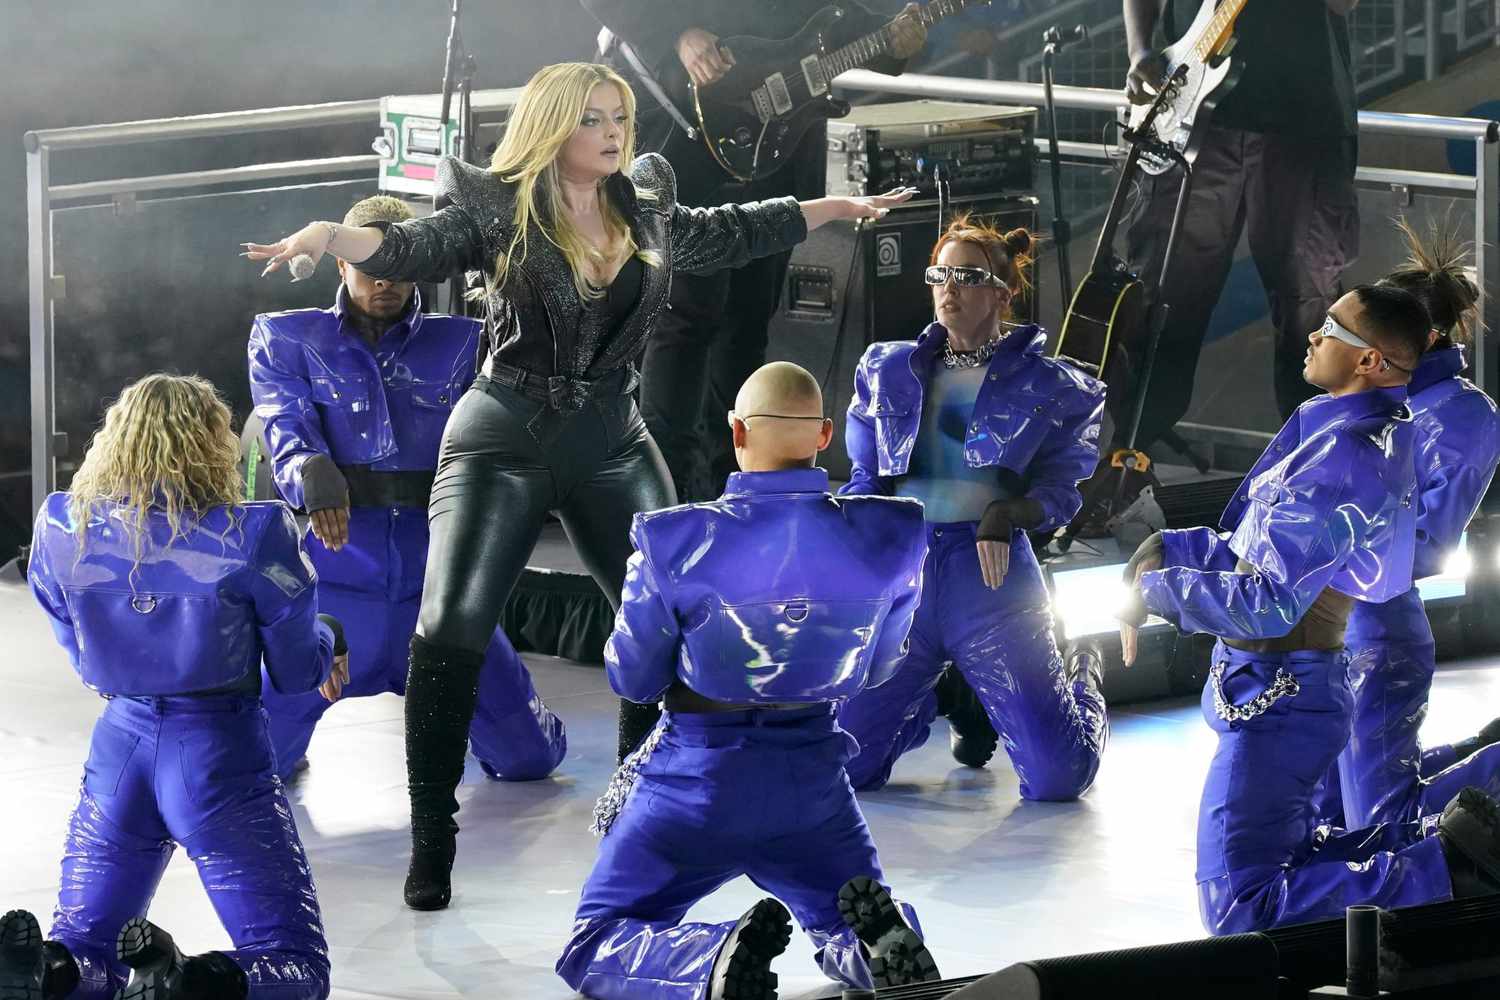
[799,187,918,233]
[841,187,918,220]
[242,222,332,279]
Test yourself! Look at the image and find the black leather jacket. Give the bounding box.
[358,153,807,410]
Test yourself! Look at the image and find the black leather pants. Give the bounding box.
[414,371,673,768]
[418,371,673,648]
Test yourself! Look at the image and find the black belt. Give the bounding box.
[479,359,638,411]
[337,467,435,508]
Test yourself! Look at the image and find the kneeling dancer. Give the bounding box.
[837,217,1109,797]
[3,375,334,999]
[1120,286,1500,934]
[557,362,938,1000]
[1319,222,1500,830]
[248,194,565,784]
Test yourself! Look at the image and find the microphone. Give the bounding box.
[289,255,317,282]
[1042,24,1088,49]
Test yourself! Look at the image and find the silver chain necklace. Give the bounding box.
[942,332,1003,369]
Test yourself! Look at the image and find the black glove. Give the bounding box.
[977,497,1045,542]
[301,453,349,513]
[317,613,348,656]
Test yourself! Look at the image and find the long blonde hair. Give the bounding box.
[488,62,658,301]
[68,373,244,574]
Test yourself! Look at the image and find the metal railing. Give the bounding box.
[831,67,1498,453]
[24,71,1500,511]
[25,102,388,513]
[933,0,1499,94]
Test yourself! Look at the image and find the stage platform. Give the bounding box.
[4,579,1500,999]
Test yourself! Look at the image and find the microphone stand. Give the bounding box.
[439,0,478,165]
[438,0,479,316]
[1040,25,1087,313]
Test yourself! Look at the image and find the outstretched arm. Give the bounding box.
[670,188,915,275]
[1136,439,1379,640]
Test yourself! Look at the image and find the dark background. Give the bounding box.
[0,0,1071,559]
[0,0,607,556]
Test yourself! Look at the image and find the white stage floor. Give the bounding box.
[4,577,1500,999]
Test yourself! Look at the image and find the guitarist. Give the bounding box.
[584,0,927,506]
[1118,0,1361,455]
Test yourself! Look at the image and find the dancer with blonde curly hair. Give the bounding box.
[2,374,340,1000]
[245,60,914,911]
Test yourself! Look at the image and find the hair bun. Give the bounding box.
[1003,228,1033,257]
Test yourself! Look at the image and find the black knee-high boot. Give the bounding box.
[404,634,484,911]
[617,699,663,764]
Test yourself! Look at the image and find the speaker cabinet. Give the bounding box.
[767,194,1040,480]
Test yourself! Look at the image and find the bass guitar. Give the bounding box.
[669,0,989,183]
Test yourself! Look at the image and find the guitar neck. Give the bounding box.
[818,0,973,78]
[1189,0,1249,61]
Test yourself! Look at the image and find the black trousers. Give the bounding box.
[635,114,822,502]
[416,372,673,653]
[1121,127,1360,451]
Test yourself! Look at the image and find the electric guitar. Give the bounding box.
[666,0,990,183]
[1120,0,1251,175]
[1053,0,1249,383]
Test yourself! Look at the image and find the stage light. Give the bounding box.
[1416,534,1469,602]
[1049,563,1164,639]
[1444,541,1472,578]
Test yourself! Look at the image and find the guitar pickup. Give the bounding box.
[765,73,794,116]
[750,87,775,124]
[801,55,828,96]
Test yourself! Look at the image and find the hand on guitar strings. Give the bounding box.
[1125,49,1168,104]
[887,3,928,61]
[676,28,735,87]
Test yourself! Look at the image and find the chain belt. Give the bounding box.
[1209,661,1301,723]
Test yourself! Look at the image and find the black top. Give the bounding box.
[357,154,807,409]
[600,254,645,343]
[1166,0,1356,137]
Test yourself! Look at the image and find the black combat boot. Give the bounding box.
[837,877,941,988]
[707,898,792,1000]
[113,917,248,1000]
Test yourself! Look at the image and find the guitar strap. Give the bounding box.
[595,28,699,142]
